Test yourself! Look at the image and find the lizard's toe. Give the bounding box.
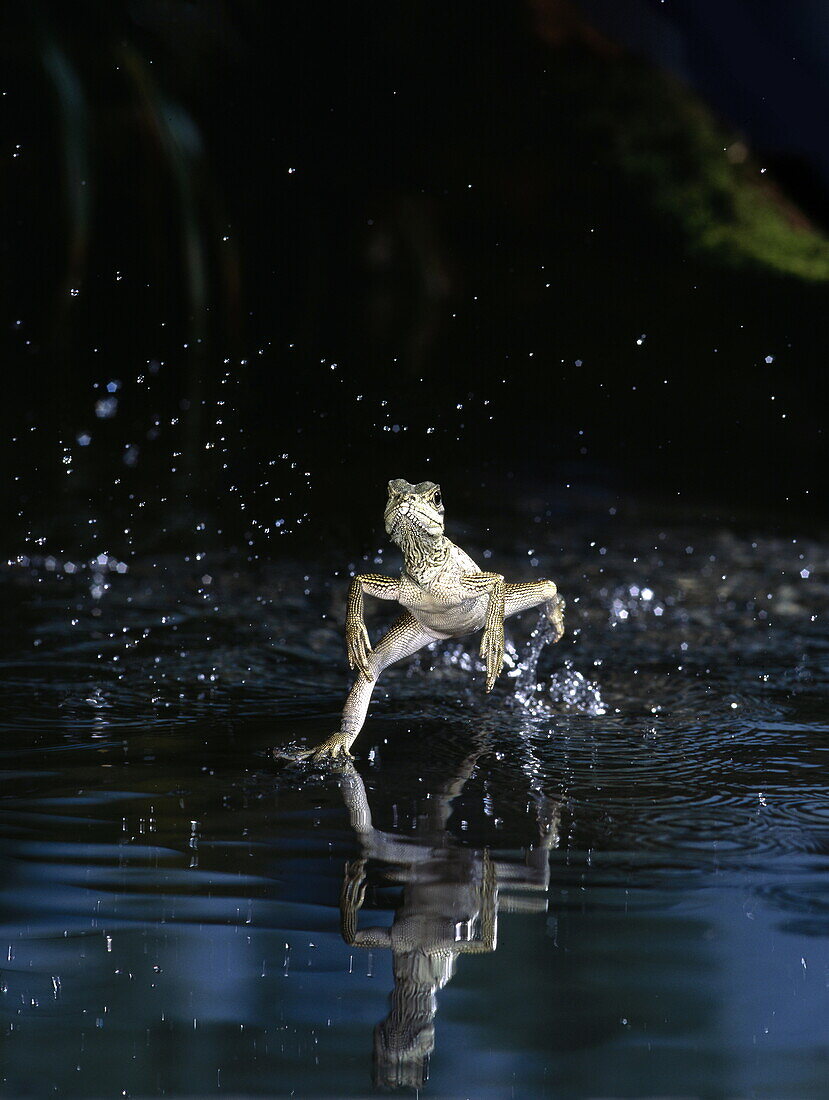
[276,734,353,765]
[273,744,313,763]
[546,596,566,642]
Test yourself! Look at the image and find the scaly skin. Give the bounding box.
[333,754,559,1089]
[294,478,565,761]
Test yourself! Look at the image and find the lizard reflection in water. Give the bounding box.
[335,744,558,1090]
[297,478,566,761]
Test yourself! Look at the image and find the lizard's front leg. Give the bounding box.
[345,574,401,679]
[340,857,391,949]
[340,857,368,945]
[461,571,506,692]
[505,580,565,642]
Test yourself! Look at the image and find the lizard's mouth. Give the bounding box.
[385,505,442,542]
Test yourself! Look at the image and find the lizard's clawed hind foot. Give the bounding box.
[275,732,355,765]
[546,595,565,644]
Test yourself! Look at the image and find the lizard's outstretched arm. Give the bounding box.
[340,857,391,949]
[346,574,401,679]
[505,580,565,642]
[460,572,506,691]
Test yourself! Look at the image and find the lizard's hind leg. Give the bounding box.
[296,611,436,762]
[505,581,565,643]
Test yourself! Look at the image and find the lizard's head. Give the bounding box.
[384,479,445,545]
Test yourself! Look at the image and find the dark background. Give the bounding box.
[2,0,828,558]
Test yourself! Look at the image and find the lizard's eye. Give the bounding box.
[432,491,442,508]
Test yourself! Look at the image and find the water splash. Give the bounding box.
[412,614,605,715]
[512,613,606,716]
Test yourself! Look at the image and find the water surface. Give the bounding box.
[2,497,828,1097]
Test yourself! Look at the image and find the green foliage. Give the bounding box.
[597,61,829,281]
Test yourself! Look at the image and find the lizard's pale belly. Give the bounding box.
[399,573,488,638]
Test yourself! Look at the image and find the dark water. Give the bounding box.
[2,498,829,1098]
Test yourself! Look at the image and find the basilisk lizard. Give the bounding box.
[296,479,565,761]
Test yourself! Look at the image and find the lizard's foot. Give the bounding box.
[341,857,368,910]
[346,620,374,681]
[546,595,565,644]
[275,732,355,764]
[480,620,505,693]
